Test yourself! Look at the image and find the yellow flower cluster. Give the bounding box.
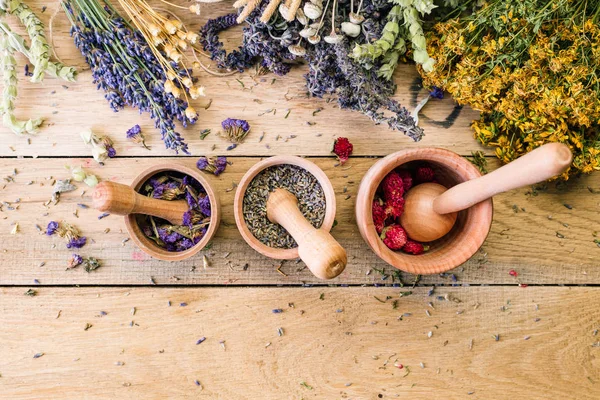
[421,2,600,178]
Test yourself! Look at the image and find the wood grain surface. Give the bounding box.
[1,157,599,285]
[1,286,598,399]
[1,1,599,398]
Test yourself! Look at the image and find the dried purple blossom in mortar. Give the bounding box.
[138,172,211,252]
[196,156,227,176]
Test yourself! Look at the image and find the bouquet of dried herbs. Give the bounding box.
[62,0,197,153]
[200,0,428,140]
[422,0,600,178]
[0,0,77,135]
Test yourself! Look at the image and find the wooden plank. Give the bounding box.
[0,286,598,399]
[1,157,599,285]
[0,1,482,158]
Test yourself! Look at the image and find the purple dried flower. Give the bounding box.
[126,124,141,139]
[198,196,211,217]
[430,86,444,99]
[185,191,196,208]
[107,146,117,158]
[182,210,193,227]
[67,236,87,249]
[196,337,206,345]
[196,156,227,176]
[126,124,150,149]
[199,13,255,72]
[67,254,83,269]
[46,221,59,236]
[176,238,194,251]
[220,118,250,143]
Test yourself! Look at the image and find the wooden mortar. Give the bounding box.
[355,148,492,275]
[93,163,220,262]
[233,156,344,279]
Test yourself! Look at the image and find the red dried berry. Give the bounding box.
[382,171,404,200]
[381,224,407,250]
[332,137,353,164]
[415,166,435,183]
[397,169,413,192]
[372,198,387,234]
[385,196,405,219]
[402,240,425,255]
[509,269,518,277]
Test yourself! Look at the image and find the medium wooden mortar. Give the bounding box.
[233,156,341,277]
[355,148,493,275]
[94,163,221,262]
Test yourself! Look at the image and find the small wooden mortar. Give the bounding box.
[233,156,346,280]
[356,148,493,275]
[356,145,571,274]
[92,163,221,262]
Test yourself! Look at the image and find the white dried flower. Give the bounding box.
[148,23,161,37]
[185,106,198,120]
[324,33,343,44]
[341,22,361,37]
[278,4,291,20]
[71,166,87,182]
[80,128,94,144]
[299,27,317,38]
[288,44,307,56]
[307,34,321,44]
[296,8,308,25]
[303,2,322,19]
[189,86,206,99]
[84,174,99,187]
[189,4,201,15]
[181,77,193,88]
[163,20,177,35]
[349,12,364,24]
[186,32,199,44]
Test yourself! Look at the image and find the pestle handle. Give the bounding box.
[266,188,347,280]
[433,143,573,215]
[92,181,189,226]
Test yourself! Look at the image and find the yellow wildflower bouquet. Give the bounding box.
[421,0,600,178]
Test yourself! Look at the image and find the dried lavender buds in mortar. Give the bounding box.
[137,172,211,252]
[243,164,325,249]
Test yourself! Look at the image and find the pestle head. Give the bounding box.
[399,182,457,243]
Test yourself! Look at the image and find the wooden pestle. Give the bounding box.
[92,181,189,225]
[266,188,347,280]
[401,143,573,242]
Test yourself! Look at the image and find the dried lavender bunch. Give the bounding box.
[200,0,422,140]
[63,0,195,153]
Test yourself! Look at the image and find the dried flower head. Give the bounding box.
[332,137,353,164]
[220,118,251,143]
[196,156,228,176]
[126,124,150,149]
[46,220,87,249]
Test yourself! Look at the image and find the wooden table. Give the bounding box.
[1,2,599,399]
